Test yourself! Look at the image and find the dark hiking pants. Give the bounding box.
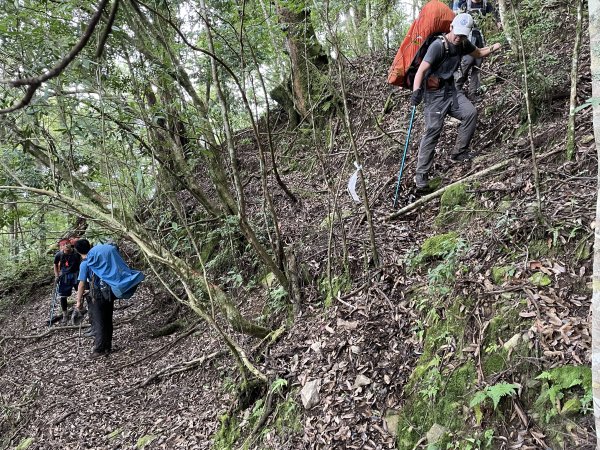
[456,54,483,96]
[85,294,95,330]
[416,88,478,177]
[91,293,114,354]
[57,272,77,297]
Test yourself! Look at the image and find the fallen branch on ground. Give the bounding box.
[385,148,563,220]
[116,350,226,395]
[0,324,90,341]
[385,158,518,220]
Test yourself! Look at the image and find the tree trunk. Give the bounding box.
[588,0,600,442]
[366,0,373,52]
[275,6,329,121]
[496,0,518,54]
[38,205,46,257]
[566,0,584,160]
[9,203,17,256]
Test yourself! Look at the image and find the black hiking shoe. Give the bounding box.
[84,328,96,338]
[449,151,474,163]
[415,184,433,195]
[414,173,430,190]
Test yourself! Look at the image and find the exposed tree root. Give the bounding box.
[113,320,201,372]
[116,350,226,395]
[239,386,277,450]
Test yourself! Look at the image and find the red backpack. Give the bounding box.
[388,0,455,89]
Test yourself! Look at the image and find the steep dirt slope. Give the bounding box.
[0,29,596,450]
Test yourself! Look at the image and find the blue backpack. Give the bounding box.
[87,244,145,300]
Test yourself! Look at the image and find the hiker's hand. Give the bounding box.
[411,88,423,106]
[76,300,82,310]
[491,43,502,54]
[55,276,59,284]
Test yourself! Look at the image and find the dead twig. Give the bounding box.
[51,410,75,426]
[386,147,565,220]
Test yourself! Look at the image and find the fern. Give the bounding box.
[470,382,519,410]
[535,366,592,422]
[487,383,519,409]
[270,378,288,394]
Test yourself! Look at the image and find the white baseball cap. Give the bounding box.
[452,13,474,36]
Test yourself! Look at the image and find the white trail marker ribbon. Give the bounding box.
[347,161,362,203]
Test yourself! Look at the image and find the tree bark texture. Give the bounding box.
[566,0,584,160]
[276,7,329,120]
[496,0,517,54]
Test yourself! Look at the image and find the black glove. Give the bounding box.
[411,88,423,106]
[71,308,87,326]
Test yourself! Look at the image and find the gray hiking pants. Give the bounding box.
[455,54,482,96]
[415,88,477,177]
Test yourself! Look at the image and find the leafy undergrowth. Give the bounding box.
[0,17,596,450]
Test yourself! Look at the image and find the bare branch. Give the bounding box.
[0,84,40,114]
[0,0,110,114]
[95,0,120,60]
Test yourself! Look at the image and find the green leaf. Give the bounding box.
[261,272,276,288]
[486,382,518,409]
[270,378,288,394]
[536,371,552,381]
[136,435,156,449]
[469,391,488,408]
[15,438,34,450]
[529,272,551,287]
[106,428,123,440]
[561,397,582,415]
[547,384,563,405]
[574,97,600,113]
[473,403,483,425]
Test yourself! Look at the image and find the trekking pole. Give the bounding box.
[393,105,417,208]
[48,280,59,327]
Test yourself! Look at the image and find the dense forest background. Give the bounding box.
[0,0,596,449]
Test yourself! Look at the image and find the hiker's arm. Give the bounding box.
[470,42,501,58]
[54,263,60,278]
[413,61,432,92]
[75,281,85,309]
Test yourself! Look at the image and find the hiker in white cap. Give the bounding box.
[455,0,502,100]
[410,13,502,193]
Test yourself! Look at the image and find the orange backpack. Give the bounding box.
[387,0,455,89]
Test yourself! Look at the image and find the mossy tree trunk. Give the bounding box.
[274,5,329,124]
[496,0,517,54]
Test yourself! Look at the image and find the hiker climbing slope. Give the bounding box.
[411,13,501,193]
[53,240,81,325]
[454,0,501,99]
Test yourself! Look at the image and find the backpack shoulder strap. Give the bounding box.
[90,272,97,298]
[433,35,450,69]
[440,35,449,56]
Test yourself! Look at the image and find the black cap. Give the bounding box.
[73,239,91,255]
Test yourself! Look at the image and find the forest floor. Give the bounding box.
[0,35,597,450]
